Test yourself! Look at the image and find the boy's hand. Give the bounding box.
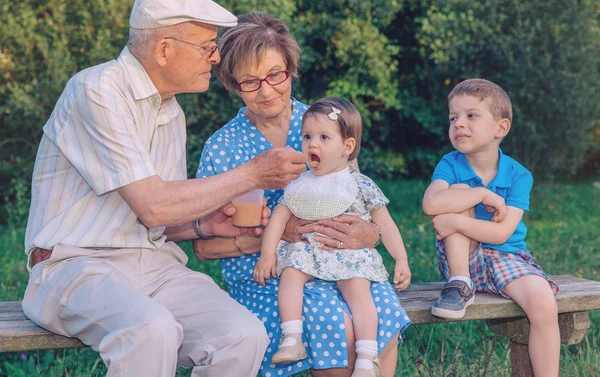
[482,191,506,222]
[253,254,277,286]
[393,259,411,291]
[431,213,461,239]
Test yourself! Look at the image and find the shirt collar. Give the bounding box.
[457,148,511,187]
[118,47,160,101]
[493,148,512,187]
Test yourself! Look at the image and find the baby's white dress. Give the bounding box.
[276,167,389,282]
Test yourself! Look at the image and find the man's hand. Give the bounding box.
[393,259,411,291]
[254,254,277,286]
[199,198,270,238]
[431,213,461,240]
[302,215,379,250]
[247,147,307,190]
[482,190,506,222]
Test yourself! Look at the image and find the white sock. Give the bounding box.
[280,320,303,347]
[355,340,378,370]
[449,275,474,289]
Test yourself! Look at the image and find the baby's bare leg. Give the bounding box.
[272,268,314,365]
[337,278,380,375]
[503,275,560,377]
[278,267,313,322]
[337,278,377,341]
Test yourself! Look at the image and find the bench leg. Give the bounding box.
[487,312,590,377]
[510,341,532,377]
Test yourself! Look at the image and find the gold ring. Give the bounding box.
[337,242,344,249]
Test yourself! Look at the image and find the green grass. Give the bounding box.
[1,179,599,376]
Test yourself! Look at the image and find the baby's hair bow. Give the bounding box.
[328,106,342,120]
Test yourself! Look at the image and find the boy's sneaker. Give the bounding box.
[431,280,475,319]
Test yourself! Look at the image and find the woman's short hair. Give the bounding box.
[216,11,301,93]
[304,97,363,161]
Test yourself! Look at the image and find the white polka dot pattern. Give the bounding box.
[196,99,411,377]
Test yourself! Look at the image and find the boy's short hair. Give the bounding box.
[448,79,513,123]
[303,97,362,160]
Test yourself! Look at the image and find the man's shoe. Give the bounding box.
[350,354,380,377]
[431,280,475,319]
[271,333,307,364]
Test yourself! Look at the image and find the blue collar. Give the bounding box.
[457,148,512,187]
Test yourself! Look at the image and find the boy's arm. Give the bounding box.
[423,179,505,220]
[254,204,292,285]
[371,206,411,290]
[433,206,524,245]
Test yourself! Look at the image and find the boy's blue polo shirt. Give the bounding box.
[431,148,533,253]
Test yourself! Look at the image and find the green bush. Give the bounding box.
[401,0,600,180]
[1,0,599,209]
[0,0,131,202]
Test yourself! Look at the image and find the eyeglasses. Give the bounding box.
[164,37,218,58]
[237,70,291,92]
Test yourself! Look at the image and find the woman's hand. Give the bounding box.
[393,259,411,291]
[300,215,379,250]
[281,215,316,243]
[254,255,277,286]
[199,199,270,238]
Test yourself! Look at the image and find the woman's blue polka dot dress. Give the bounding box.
[196,98,411,377]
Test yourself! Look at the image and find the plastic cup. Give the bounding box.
[231,189,264,227]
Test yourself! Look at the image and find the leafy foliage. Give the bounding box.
[1,0,599,204]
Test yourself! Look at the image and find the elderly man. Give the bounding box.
[21,1,307,376]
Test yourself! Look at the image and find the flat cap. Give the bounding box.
[130,0,237,29]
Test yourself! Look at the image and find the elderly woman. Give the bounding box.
[194,12,410,377]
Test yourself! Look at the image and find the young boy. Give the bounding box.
[422,79,560,376]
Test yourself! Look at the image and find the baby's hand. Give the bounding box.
[482,190,506,222]
[393,259,411,291]
[253,254,277,286]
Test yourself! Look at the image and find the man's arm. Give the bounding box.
[163,222,196,242]
[118,147,306,229]
[433,206,524,245]
[193,235,262,261]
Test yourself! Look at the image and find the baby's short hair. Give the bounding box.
[304,97,362,160]
[448,79,513,123]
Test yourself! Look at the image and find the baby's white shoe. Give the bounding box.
[271,333,306,365]
[350,353,380,377]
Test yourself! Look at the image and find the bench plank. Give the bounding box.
[1,275,599,353]
[399,275,600,325]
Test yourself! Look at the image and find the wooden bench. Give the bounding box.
[2,275,600,376]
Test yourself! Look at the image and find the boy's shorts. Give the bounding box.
[436,241,559,299]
